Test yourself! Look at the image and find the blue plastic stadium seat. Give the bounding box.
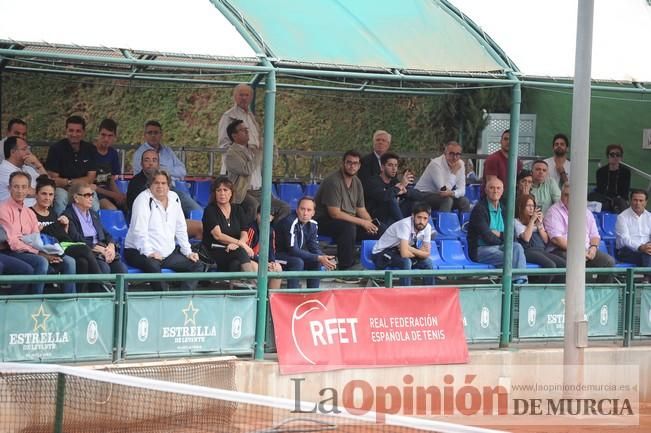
[526,263,541,268]
[600,212,617,241]
[304,183,319,197]
[98,209,129,242]
[599,241,634,268]
[173,180,191,195]
[429,243,463,270]
[189,209,204,221]
[460,212,470,234]
[277,183,304,210]
[440,239,492,269]
[115,179,129,194]
[192,180,212,207]
[360,240,377,270]
[436,212,464,240]
[465,184,481,205]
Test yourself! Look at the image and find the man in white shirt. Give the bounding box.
[543,133,571,187]
[371,202,435,287]
[615,189,651,282]
[0,136,47,206]
[0,118,28,163]
[124,169,202,290]
[414,141,469,212]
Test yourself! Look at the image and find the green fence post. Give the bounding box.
[499,75,522,348]
[113,274,125,362]
[254,66,277,360]
[384,271,393,288]
[624,268,635,347]
[53,372,66,433]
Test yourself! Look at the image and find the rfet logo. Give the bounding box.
[291,298,359,365]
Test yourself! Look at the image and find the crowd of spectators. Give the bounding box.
[0,83,649,294]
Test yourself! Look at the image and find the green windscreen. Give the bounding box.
[226,0,508,73]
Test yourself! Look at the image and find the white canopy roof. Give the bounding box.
[451,0,651,83]
[0,0,256,58]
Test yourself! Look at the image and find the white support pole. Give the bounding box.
[564,0,594,387]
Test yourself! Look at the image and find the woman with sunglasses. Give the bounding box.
[63,182,127,275]
[31,175,104,292]
[588,144,631,213]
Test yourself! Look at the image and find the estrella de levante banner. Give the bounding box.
[270,287,468,374]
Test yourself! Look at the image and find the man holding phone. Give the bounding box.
[413,141,470,212]
[364,152,413,230]
[315,150,379,271]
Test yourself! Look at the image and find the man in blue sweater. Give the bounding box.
[276,196,337,289]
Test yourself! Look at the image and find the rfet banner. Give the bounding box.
[270,287,468,374]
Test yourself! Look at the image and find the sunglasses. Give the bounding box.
[76,192,93,198]
[608,152,622,158]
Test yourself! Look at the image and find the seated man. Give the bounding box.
[0,246,34,295]
[364,152,412,229]
[276,196,337,289]
[357,130,392,188]
[0,172,59,294]
[530,160,561,213]
[314,150,379,271]
[0,136,47,206]
[246,206,301,290]
[124,169,202,290]
[545,183,616,282]
[93,118,126,210]
[45,115,99,215]
[414,140,470,212]
[467,178,528,283]
[127,148,202,239]
[371,202,435,287]
[615,189,651,282]
[132,120,202,217]
[0,118,28,162]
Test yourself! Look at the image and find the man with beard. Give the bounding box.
[544,133,571,187]
[315,150,379,272]
[482,130,522,198]
[364,151,412,229]
[371,202,435,287]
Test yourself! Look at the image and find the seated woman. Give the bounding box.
[124,169,203,291]
[63,183,127,275]
[31,175,102,292]
[588,144,631,213]
[514,194,566,283]
[201,176,255,274]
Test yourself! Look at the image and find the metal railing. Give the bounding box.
[0,267,649,364]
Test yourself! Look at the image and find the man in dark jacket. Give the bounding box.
[467,178,527,283]
[357,130,391,188]
[276,196,336,289]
